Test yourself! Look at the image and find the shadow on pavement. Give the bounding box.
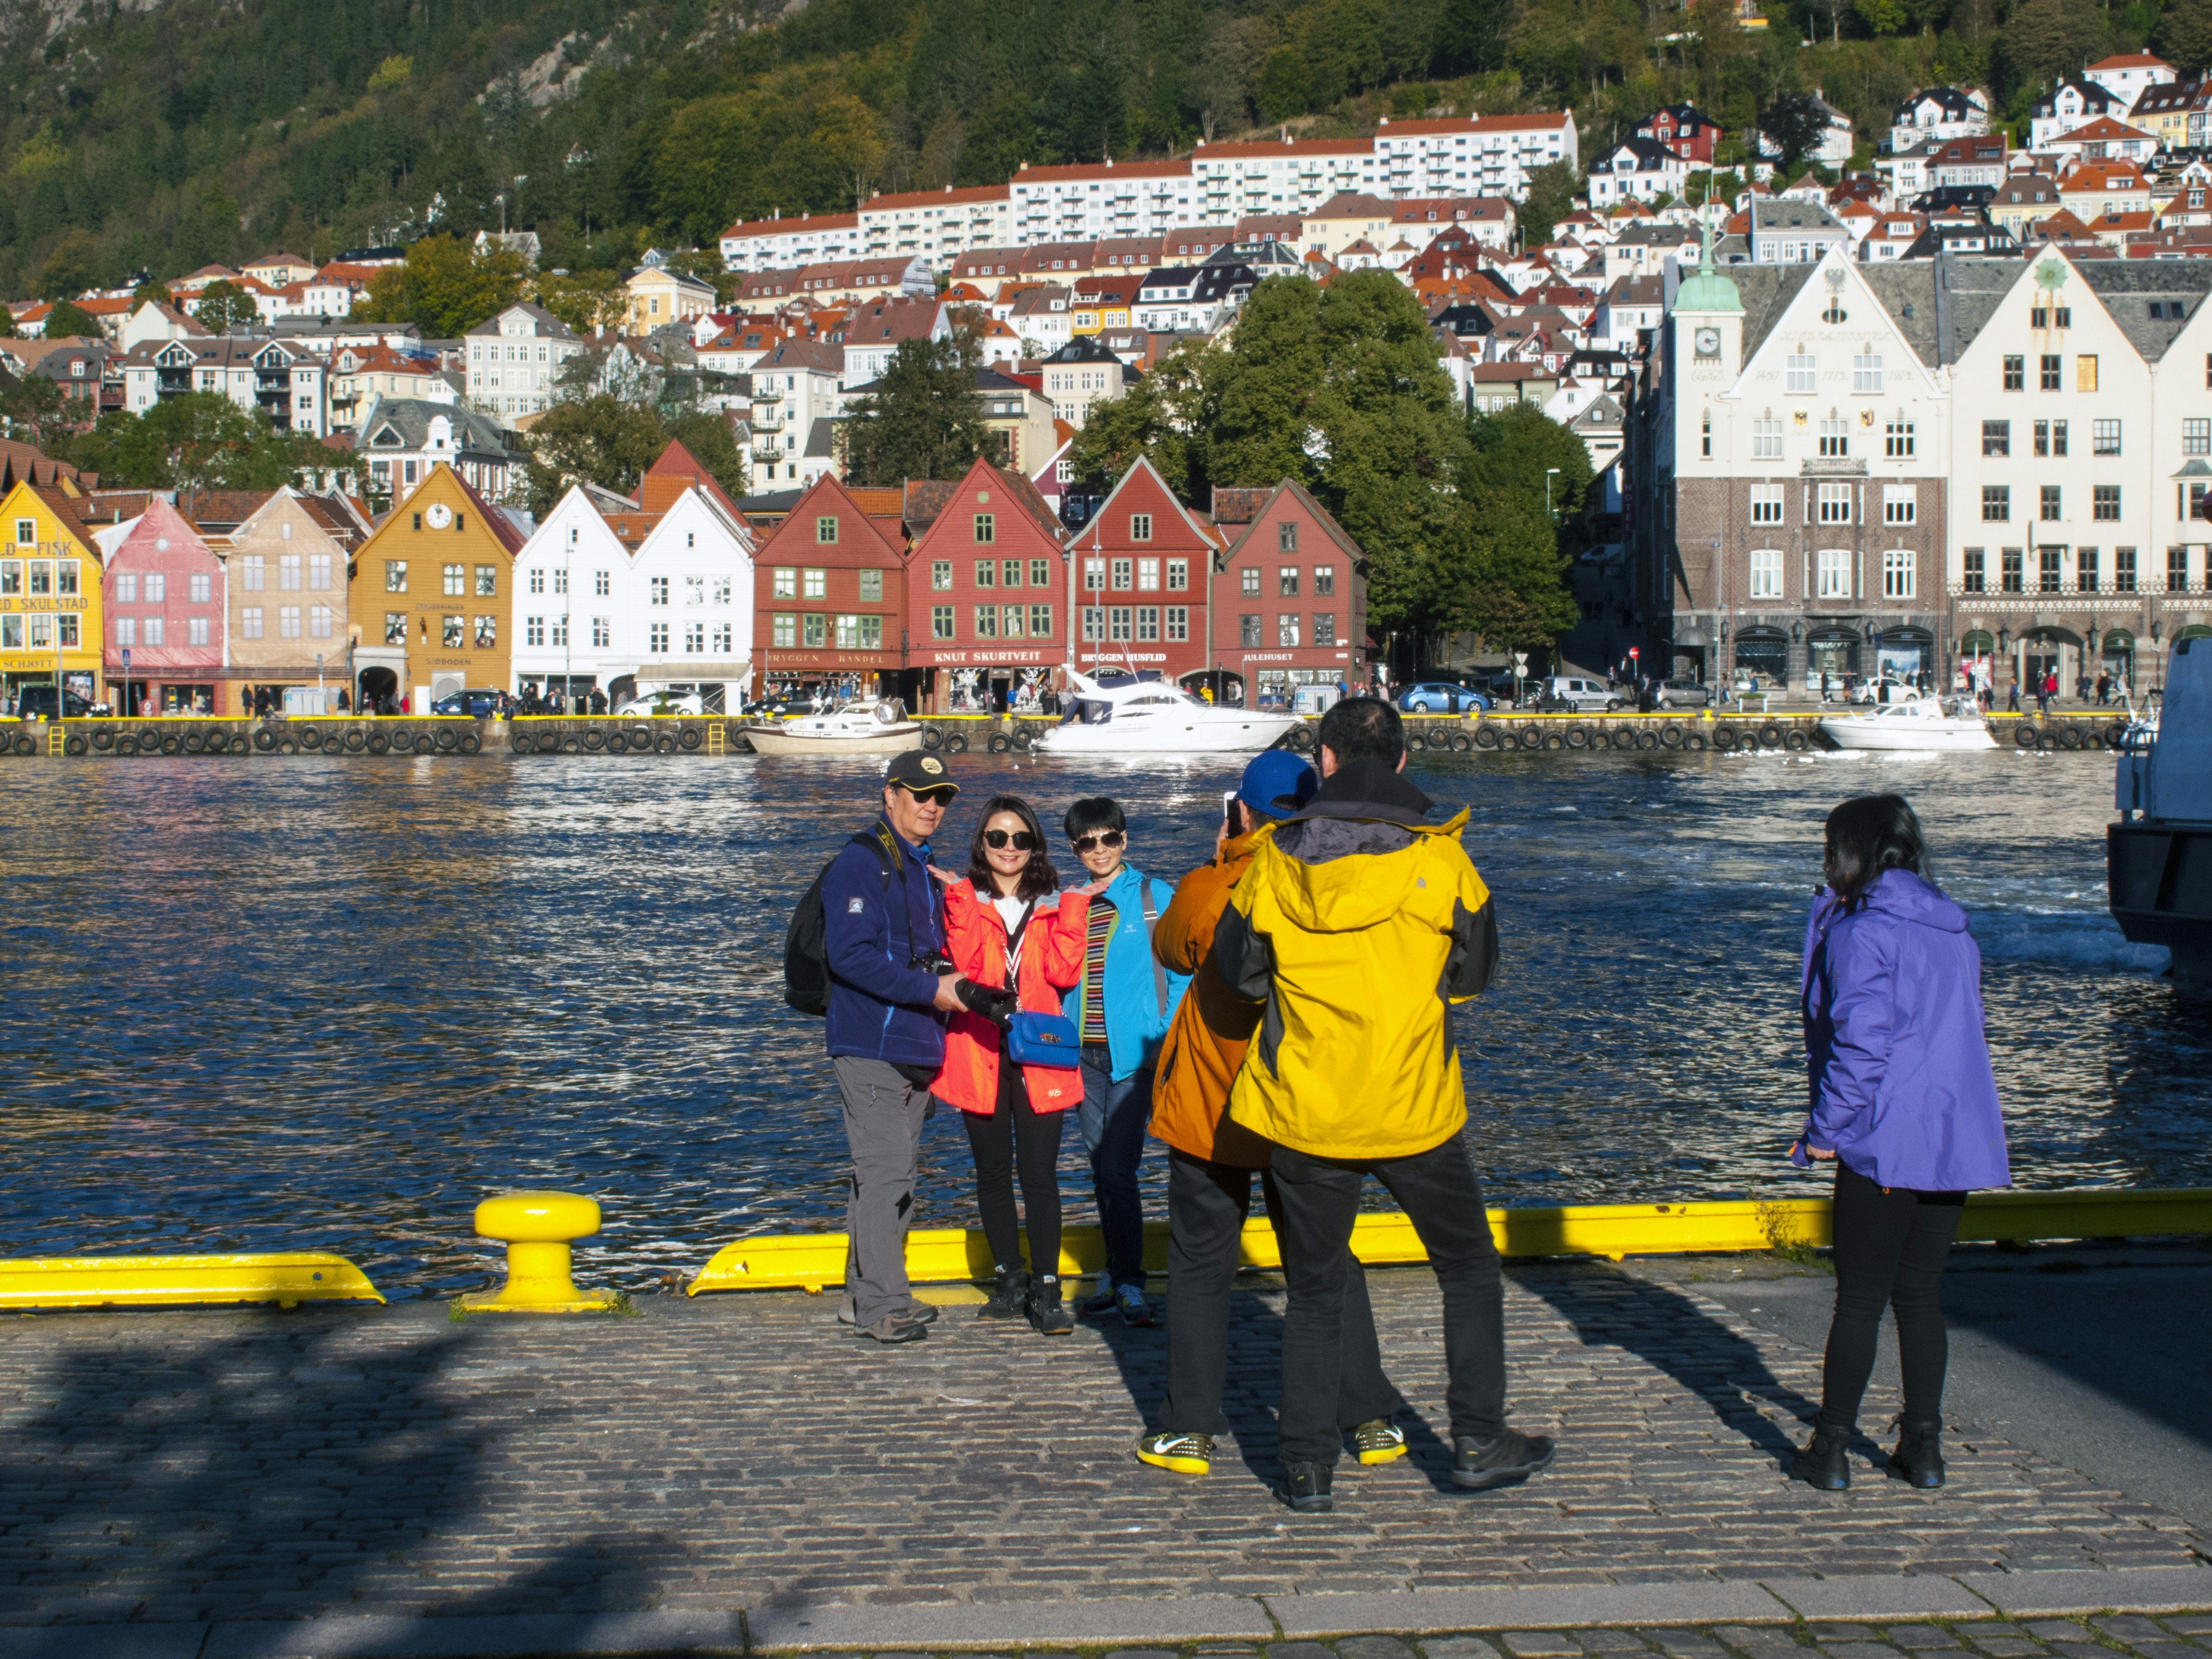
[1516,1261,1820,1467]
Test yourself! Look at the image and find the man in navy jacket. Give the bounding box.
[825,751,965,1343]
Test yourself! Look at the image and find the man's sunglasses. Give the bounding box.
[906,787,957,805]
[1071,830,1125,853]
[983,829,1038,851]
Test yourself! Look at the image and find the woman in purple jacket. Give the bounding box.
[1790,794,2010,1492]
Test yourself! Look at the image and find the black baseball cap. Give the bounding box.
[885,751,960,795]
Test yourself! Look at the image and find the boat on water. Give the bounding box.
[741,700,922,757]
[1817,695,1997,752]
[2111,641,2212,991]
[1028,672,1301,757]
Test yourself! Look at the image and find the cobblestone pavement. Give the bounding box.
[0,1260,2202,1627]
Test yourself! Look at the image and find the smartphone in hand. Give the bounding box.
[1222,790,1240,836]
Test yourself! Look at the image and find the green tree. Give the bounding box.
[0,372,67,447]
[355,236,526,340]
[192,281,259,334]
[60,394,326,493]
[531,269,625,335]
[2156,0,2212,75]
[521,395,671,517]
[35,229,103,302]
[1759,91,1832,177]
[1066,347,1210,497]
[1428,404,1589,654]
[841,334,990,487]
[43,299,103,340]
[1517,160,1583,249]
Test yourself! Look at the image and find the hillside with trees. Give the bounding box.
[7,0,2204,308]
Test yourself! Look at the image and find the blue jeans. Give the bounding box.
[1078,1047,1151,1288]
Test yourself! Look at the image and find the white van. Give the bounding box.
[1536,676,1625,713]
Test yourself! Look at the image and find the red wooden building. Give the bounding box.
[1062,455,1219,690]
[751,475,912,701]
[1209,480,1368,705]
[902,457,1070,712]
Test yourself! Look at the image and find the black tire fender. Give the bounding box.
[945,730,969,754]
[1564,726,1591,750]
[2102,721,2126,749]
[511,732,535,755]
[987,731,1012,754]
[654,732,678,755]
[920,725,944,751]
[1683,731,1708,752]
[93,728,116,752]
[1659,723,1684,749]
[1449,731,1473,753]
[113,736,138,756]
[159,733,181,755]
[342,728,366,753]
[679,725,702,751]
[252,728,278,752]
[64,733,88,756]
[182,730,207,754]
[436,727,460,752]
[2015,724,2040,749]
[1712,726,1739,752]
[1759,723,1784,749]
[628,726,655,752]
[458,732,482,755]
[1635,729,1660,751]
[366,732,390,755]
[1471,724,1499,751]
[582,728,606,752]
[1407,730,1428,752]
[1783,728,1811,752]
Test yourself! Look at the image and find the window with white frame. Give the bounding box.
[1817,482,1853,523]
[1816,547,1851,597]
[1883,546,1915,598]
[1883,485,1916,525]
[1852,348,1883,394]
[1750,485,1784,524]
[1885,419,1915,458]
[1753,417,1783,458]
[1818,415,1849,458]
[1749,547,1784,598]
[1786,349,1816,394]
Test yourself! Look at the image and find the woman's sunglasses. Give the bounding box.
[1071,831,1125,853]
[983,829,1038,851]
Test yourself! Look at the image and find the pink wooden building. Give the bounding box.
[102,498,226,714]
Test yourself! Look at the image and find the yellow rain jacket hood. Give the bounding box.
[1216,759,1499,1161]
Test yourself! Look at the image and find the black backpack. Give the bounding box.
[784,832,896,1016]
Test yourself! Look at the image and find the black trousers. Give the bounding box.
[1158,1149,1403,1437]
[965,1057,1065,1277]
[1818,1162,1966,1434]
[1270,1134,1505,1467]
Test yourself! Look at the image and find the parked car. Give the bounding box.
[1850,675,1919,705]
[430,689,503,718]
[15,686,101,720]
[1654,679,1713,709]
[618,692,705,718]
[1533,676,1624,713]
[1397,680,1493,714]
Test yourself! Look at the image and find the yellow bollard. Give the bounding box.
[453,1191,624,1314]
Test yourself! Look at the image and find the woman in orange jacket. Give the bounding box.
[933,793,1099,1334]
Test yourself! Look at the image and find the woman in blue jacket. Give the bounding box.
[1791,794,2009,1492]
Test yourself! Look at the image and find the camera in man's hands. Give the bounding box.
[953,978,1019,1028]
[909,949,957,975]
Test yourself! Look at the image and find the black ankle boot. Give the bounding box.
[1028,1273,1073,1335]
[978,1264,1030,1320]
[1887,1419,1945,1489]
[1790,1425,1851,1490]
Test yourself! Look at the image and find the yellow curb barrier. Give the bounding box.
[0,1252,385,1312]
[687,1187,2212,1294]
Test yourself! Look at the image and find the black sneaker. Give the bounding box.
[1451,1428,1555,1489]
[1278,1461,1335,1513]
[1028,1274,1074,1335]
[1352,1417,1409,1466]
[851,1309,929,1345]
[1079,1281,1119,1317]
[978,1265,1030,1321]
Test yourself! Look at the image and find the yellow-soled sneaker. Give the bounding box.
[1135,1429,1214,1474]
[1353,1418,1409,1465]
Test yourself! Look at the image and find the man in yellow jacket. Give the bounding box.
[1214,696,1555,1513]
[1133,750,1405,1480]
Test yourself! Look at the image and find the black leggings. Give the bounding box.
[1818,1162,1966,1434]
[965,1057,1065,1277]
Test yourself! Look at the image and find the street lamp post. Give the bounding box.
[1545,468,1561,520]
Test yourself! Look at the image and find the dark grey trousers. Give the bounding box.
[834,1054,934,1326]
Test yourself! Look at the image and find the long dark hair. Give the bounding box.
[1823,793,1932,910]
[967,793,1059,901]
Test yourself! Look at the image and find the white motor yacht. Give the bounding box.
[1817,695,1998,752]
[1029,672,1301,757]
[742,700,923,756]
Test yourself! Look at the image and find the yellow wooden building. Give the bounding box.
[347,464,525,709]
[0,477,105,708]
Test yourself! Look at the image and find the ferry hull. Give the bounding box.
[2108,821,2212,992]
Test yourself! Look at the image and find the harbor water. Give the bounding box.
[2,746,2204,1299]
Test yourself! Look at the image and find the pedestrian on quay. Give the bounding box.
[1061,796,1191,1327]
[931,795,1102,1335]
[2006,679,2021,714]
[821,751,970,1345]
[1134,751,1412,1481]
[1790,793,2009,1491]
[1214,697,1554,1513]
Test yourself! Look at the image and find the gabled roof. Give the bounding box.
[1081,454,1218,549]
[1218,478,1363,570]
[764,473,909,560]
[905,458,1064,542]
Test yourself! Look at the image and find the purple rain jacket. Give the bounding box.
[1796,869,2011,1193]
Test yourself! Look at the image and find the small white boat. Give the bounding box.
[1818,696,1997,752]
[742,700,922,756]
[1028,672,1301,757]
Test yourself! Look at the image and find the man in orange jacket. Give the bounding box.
[1133,750,1406,1479]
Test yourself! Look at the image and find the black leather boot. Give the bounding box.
[1790,1425,1851,1490]
[1278,1461,1335,1513]
[1887,1419,1946,1489]
[978,1264,1030,1320]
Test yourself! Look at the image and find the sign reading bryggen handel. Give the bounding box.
[763,652,898,670]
